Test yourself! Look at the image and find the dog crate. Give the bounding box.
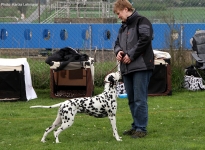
[50,59,94,99]
[147,50,172,96]
[0,65,26,101]
[0,58,37,101]
[148,58,172,96]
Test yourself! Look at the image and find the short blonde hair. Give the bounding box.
[113,0,134,14]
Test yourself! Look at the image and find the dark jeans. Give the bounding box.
[123,70,152,132]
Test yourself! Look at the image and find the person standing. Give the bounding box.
[113,0,154,138]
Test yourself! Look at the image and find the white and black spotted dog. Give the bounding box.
[30,71,122,143]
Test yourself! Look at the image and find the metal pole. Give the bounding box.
[38,0,40,23]
[180,25,184,50]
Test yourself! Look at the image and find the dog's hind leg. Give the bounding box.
[108,114,122,141]
[54,109,77,143]
[41,113,61,143]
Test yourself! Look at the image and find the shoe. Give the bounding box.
[123,129,136,135]
[131,131,147,138]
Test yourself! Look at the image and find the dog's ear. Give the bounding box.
[108,75,115,87]
[108,75,114,82]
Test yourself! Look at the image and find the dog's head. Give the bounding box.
[104,71,121,88]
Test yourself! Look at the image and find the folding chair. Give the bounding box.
[190,30,205,69]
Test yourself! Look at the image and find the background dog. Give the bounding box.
[30,71,122,143]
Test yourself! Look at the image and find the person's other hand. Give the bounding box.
[116,51,125,61]
[122,54,131,64]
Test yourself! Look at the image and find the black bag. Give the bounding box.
[184,65,205,91]
[185,65,200,77]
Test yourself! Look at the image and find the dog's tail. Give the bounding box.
[30,102,62,109]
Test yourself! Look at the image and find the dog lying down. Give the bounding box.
[30,71,122,143]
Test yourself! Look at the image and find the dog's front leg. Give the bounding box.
[108,115,122,141]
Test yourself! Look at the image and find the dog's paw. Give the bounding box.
[116,138,122,141]
[53,141,61,144]
[41,139,46,143]
[116,136,122,141]
[56,141,61,144]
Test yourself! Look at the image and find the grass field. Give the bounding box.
[1,5,205,23]
[0,88,205,150]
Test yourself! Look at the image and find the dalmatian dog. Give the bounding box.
[30,71,122,143]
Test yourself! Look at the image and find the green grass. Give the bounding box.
[140,7,205,23]
[0,88,205,150]
[0,6,37,22]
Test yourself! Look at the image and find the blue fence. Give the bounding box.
[0,23,205,50]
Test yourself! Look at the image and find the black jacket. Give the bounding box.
[114,11,154,75]
[45,47,89,71]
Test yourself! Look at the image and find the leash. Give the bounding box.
[104,61,120,83]
[106,61,120,76]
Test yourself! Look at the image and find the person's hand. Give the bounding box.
[116,51,125,61]
[122,54,131,64]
